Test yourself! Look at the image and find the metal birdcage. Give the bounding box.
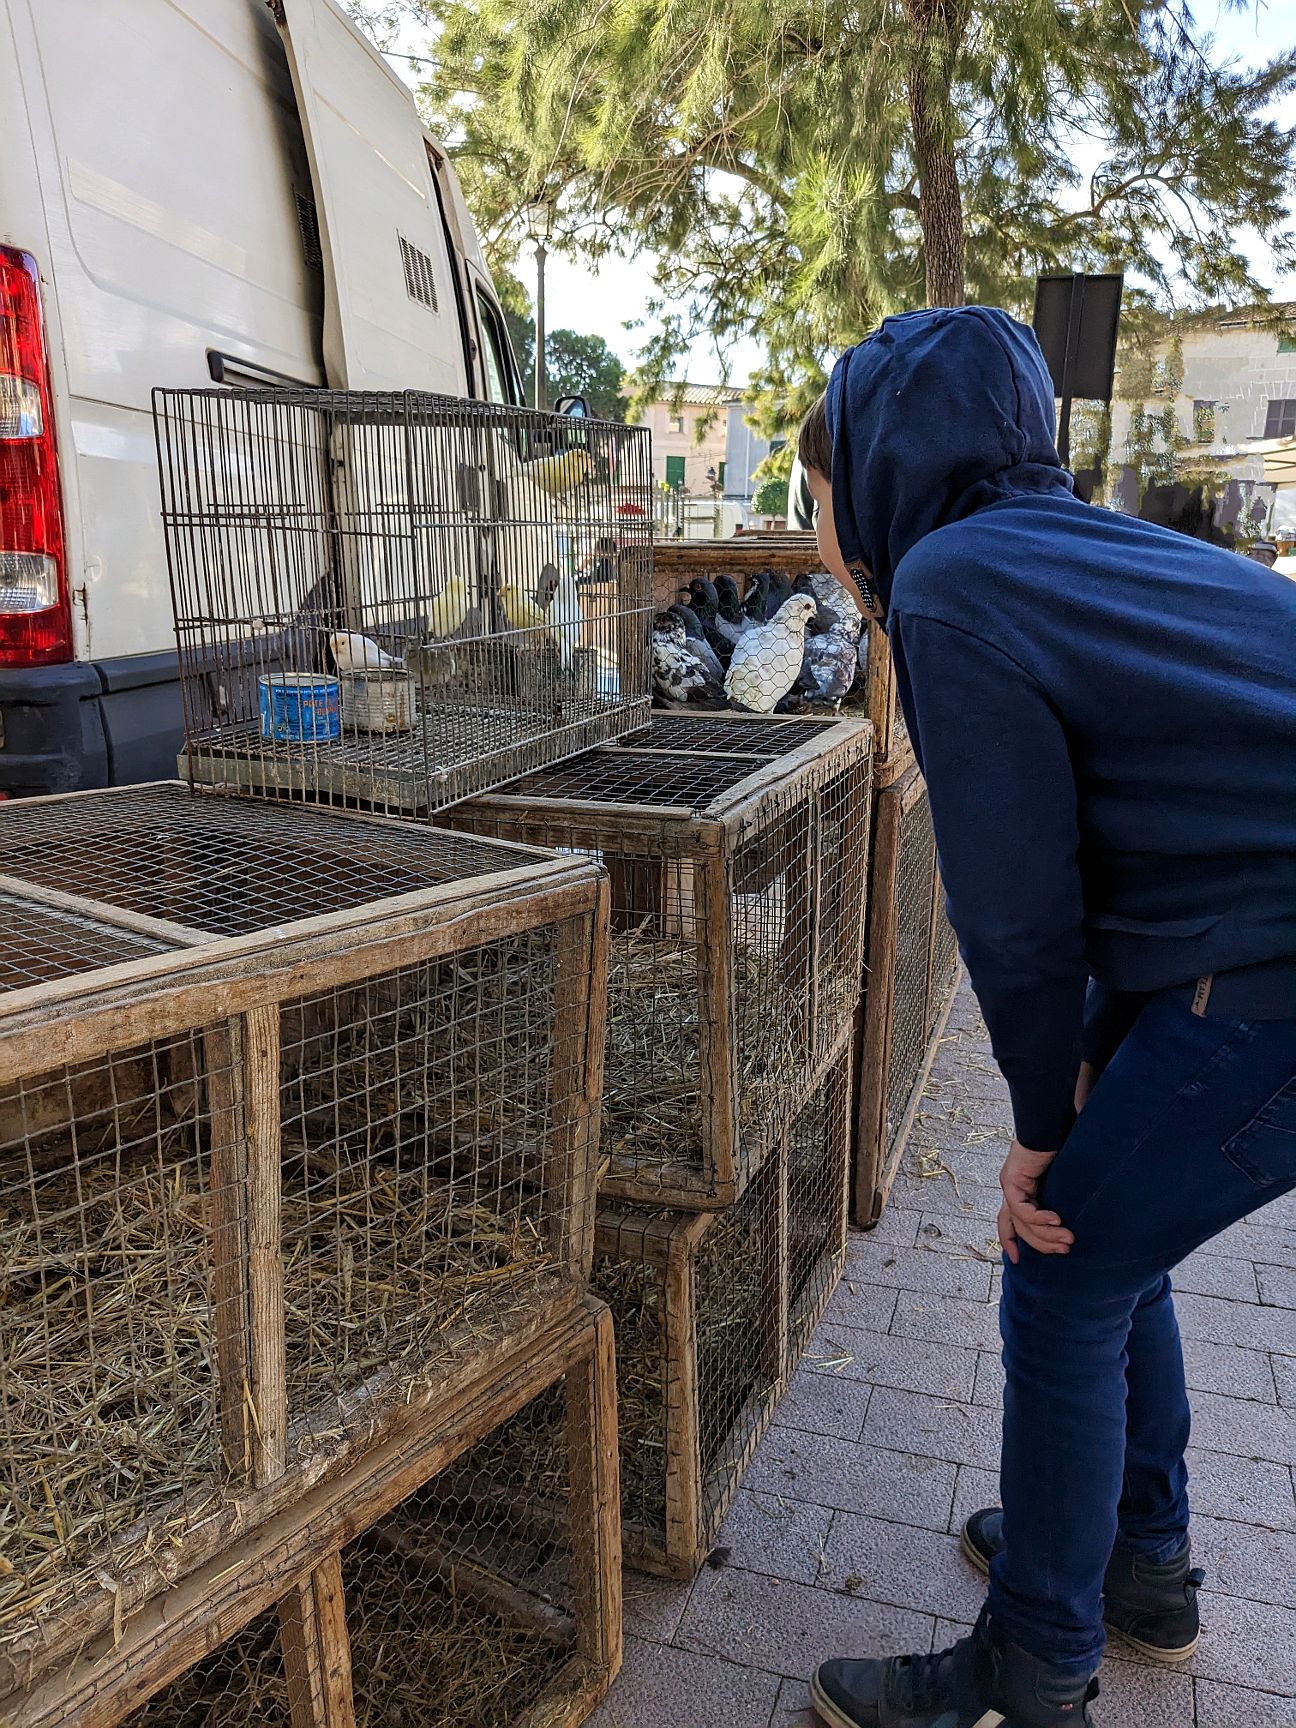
[16,1300,619,1728]
[853,762,963,1224]
[153,388,653,814]
[0,800,606,1692]
[448,721,871,1208]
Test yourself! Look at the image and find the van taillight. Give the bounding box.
[0,247,71,666]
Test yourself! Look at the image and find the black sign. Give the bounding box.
[1032,273,1124,404]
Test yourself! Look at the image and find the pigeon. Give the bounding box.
[763,571,794,620]
[742,571,770,623]
[546,570,584,670]
[724,595,819,713]
[715,575,749,633]
[328,631,402,673]
[667,603,726,686]
[792,574,863,705]
[685,580,736,668]
[652,611,726,707]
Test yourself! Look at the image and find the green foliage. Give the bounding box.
[545,329,628,419]
[752,475,790,517]
[374,0,1296,446]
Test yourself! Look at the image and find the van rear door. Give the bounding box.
[274,0,469,394]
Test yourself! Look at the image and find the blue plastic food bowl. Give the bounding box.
[258,674,341,743]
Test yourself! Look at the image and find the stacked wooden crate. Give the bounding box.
[652,532,963,1224]
[0,789,620,1727]
[448,714,871,1575]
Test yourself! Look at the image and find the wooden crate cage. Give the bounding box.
[853,762,962,1224]
[489,1044,849,1582]
[10,1298,620,1728]
[154,388,653,815]
[448,724,871,1208]
[649,533,903,767]
[0,813,607,1694]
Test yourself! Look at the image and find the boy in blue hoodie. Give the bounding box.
[798,307,1296,1728]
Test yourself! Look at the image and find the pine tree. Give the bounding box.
[404,0,1295,415]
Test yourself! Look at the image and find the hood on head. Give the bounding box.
[824,306,1073,608]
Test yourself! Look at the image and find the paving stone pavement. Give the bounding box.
[589,981,1296,1728]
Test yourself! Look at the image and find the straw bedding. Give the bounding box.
[0,1042,557,1646]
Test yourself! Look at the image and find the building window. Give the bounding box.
[717,460,726,487]
[670,414,685,434]
[665,455,686,490]
[1278,334,1296,355]
[1193,400,1215,444]
[1265,399,1296,438]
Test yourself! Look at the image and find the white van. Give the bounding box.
[0,0,527,795]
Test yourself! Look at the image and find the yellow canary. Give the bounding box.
[500,583,550,645]
[426,576,470,639]
[516,448,591,497]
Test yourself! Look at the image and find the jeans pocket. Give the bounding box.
[1222,1074,1296,1188]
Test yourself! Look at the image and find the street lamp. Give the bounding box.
[525,197,554,411]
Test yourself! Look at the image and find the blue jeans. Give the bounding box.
[989,993,1296,1671]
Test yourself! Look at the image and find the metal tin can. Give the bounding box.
[258,674,341,743]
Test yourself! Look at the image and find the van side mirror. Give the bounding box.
[555,394,590,418]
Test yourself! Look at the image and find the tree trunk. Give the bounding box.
[905,1,967,308]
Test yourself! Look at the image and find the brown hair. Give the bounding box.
[797,392,832,477]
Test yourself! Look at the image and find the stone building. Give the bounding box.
[632,383,744,494]
[1108,303,1296,530]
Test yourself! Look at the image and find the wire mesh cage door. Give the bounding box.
[154,387,653,814]
[26,1300,619,1728]
[0,872,606,1697]
[852,767,962,1225]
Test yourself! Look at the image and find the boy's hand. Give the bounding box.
[997,1140,1074,1263]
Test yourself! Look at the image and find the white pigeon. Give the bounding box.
[546,570,583,670]
[723,595,819,714]
[328,631,402,673]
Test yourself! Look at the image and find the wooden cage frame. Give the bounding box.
[7,1297,621,1728]
[0,854,608,1700]
[853,760,962,1225]
[448,723,871,1210]
[594,1039,852,1578]
[649,535,902,771]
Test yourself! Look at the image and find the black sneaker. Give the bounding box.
[960,1508,1205,1663]
[810,1606,1097,1728]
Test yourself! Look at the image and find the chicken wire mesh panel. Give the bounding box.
[0,1030,237,1655]
[451,729,871,1209]
[785,1047,852,1372]
[615,714,842,757]
[121,1359,617,1728]
[694,1165,780,1544]
[0,785,547,938]
[278,925,589,1456]
[930,873,961,1036]
[154,388,653,814]
[884,786,939,1161]
[0,892,175,992]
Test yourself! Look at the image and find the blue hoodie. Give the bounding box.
[826,306,1296,1149]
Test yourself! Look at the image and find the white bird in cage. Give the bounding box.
[328,631,402,673]
[723,594,819,713]
[546,570,584,670]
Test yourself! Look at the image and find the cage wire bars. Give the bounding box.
[153,388,653,814]
[448,720,872,1209]
[0,802,607,1691]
